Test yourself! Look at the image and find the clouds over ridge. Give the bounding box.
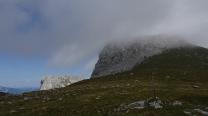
[0,0,208,71]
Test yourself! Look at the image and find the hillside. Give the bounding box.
[0,46,208,116]
[131,46,208,81]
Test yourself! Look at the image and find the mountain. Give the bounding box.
[1,37,208,116]
[92,35,192,78]
[40,75,84,90]
[0,85,37,94]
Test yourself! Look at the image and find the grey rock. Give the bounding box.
[147,97,163,109]
[58,98,63,101]
[10,110,17,113]
[95,96,101,100]
[18,107,25,110]
[183,110,192,115]
[173,101,183,106]
[126,100,145,110]
[192,85,200,88]
[119,97,163,111]
[194,109,208,116]
[7,101,12,105]
[40,75,83,90]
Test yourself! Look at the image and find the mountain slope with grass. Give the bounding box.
[131,46,208,81]
[0,45,208,116]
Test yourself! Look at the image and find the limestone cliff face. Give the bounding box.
[40,75,83,90]
[91,35,191,78]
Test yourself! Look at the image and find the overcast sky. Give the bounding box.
[0,0,208,87]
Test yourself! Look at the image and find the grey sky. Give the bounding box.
[0,0,208,72]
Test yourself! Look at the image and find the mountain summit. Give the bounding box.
[91,35,192,78]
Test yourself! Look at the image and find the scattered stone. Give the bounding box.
[166,75,171,79]
[119,97,163,111]
[97,110,101,113]
[8,101,12,105]
[135,80,139,82]
[126,100,145,110]
[18,107,25,110]
[45,97,50,101]
[126,83,130,86]
[192,85,200,88]
[183,110,192,115]
[149,101,162,109]
[23,97,31,101]
[10,110,17,113]
[173,101,182,106]
[194,109,208,116]
[101,86,107,89]
[147,97,163,109]
[96,96,101,100]
[58,98,63,101]
[130,73,134,76]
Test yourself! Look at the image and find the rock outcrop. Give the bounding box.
[91,35,192,78]
[40,75,83,90]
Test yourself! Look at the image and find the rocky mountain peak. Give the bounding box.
[91,35,192,78]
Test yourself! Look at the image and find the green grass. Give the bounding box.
[0,46,208,116]
[1,77,208,116]
[132,46,208,81]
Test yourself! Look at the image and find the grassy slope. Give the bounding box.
[0,47,208,116]
[132,46,208,81]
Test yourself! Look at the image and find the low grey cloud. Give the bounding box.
[0,0,208,73]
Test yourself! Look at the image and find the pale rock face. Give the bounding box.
[40,75,83,90]
[91,35,191,78]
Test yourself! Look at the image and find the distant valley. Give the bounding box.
[0,85,38,94]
